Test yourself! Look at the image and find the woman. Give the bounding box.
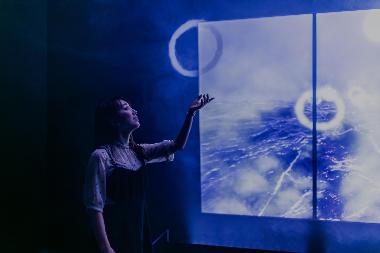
[83,94,214,253]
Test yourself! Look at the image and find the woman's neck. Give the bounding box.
[116,131,132,146]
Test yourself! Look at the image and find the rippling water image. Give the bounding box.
[198,14,314,219]
[201,99,380,221]
[199,10,380,223]
[201,101,313,218]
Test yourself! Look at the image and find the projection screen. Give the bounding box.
[199,15,313,218]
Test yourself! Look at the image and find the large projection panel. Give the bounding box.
[317,9,380,223]
[199,15,313,218]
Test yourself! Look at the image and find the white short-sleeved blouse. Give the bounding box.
[83,140,175,212]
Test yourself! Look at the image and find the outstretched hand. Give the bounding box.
[189,94,214,113]
[175,94,214,151]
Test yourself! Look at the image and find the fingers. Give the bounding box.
[195,93,214,109]
[200,94,205,107]
[201,93,214,104]
[205,94,215,103]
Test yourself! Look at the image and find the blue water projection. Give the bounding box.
[198,14,313,219]
[197,9,380,224]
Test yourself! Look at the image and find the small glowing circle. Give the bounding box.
[348,86,366,108]
[295,90,313,129]
[169,19,204,77]
[295,86,346,131]
[347,86,375,109]
[363,11,380,43]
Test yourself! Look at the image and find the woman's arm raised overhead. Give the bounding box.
[173,94,214,151]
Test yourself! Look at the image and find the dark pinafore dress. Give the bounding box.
[102,145,152,253]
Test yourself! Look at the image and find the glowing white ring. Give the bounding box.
[295,89,313,129]
[295,86,345,131]
[363,10,380,44]
[348,86,364,100]
[347,86,375,109]
[169,19,204,77]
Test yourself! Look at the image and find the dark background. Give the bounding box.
[2,0,380,252]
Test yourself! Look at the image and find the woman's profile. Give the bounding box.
[83,94,213,253]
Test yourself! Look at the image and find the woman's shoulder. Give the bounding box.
[89,147,110,161]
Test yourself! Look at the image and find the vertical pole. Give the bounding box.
[312,13,318,220]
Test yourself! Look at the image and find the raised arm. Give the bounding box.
[173,94,214,151]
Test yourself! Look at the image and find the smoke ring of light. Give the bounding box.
[169,19,204,77]
[199,26,223,75]
[295,89,313,129]
[363,10,380,44]
[347,86,375,109]
[295,86,345,131]
[169,20,223,77]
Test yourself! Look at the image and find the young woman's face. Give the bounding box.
[115,99,140,131]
